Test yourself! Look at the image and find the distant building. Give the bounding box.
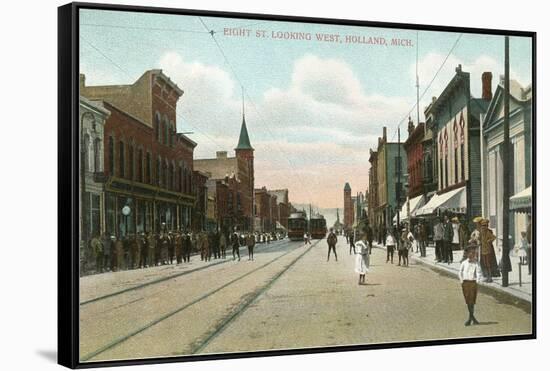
[343,182,354,228]
[333,209,344,234]
[194,110,254,231]
[481,78,532,249]
[368,150,379,228]
[374,127,407,229]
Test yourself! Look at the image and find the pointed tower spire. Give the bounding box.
[236,86,253,150]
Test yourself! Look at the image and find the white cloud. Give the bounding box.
[413,52,532,116]
[158,51,410,207]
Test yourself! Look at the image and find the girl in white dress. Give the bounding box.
[355,238,370,285]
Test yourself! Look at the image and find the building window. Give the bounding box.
[108,136,114,175]
[129,144,134,180]
[118,140,125,177]
[164,116,169,145]
[157,158,162,187]
[162,160,167,188]
[94,138,101,173]
[155,112,161,142]
[460,143,465,181]
[454,147,458,184]
[146,152,151,184]
[137,149,143,182]
[83,134,90,172]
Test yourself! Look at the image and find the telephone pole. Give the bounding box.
[501,36,512,287]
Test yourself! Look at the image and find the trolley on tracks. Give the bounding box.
[288,211,308,241]
[309,214,327,239]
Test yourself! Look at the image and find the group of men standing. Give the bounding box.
[432,215,470,265]
[83,227,268,275]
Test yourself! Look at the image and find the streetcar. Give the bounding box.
[288,211,308,241]
[309,214,327,239]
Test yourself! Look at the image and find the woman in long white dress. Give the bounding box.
[355,239,370,285]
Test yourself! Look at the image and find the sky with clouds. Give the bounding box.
[79,9,533,209]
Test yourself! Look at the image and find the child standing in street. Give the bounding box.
[386,230,396,264]
[458,245,482,326]
[354,237,370,285]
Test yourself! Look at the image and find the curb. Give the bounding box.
[372,243,532,306]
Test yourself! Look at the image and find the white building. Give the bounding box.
[481,79,532,252]
[79,96,110,241]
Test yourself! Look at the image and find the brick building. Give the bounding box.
[343,182,354,229]
[80,69,196,236]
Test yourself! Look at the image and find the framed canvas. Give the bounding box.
[58,2,536,368]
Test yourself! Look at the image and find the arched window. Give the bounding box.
[162,160,168,188]
[157,158,162,187]
[146,152,151,184]
[129,143,134,180]
[108,136,114,175]
[83,134,90,172]
[137,149,143,182]
[118,140,125,177]
[163,116,169,145]
[94,138,101,173]
[155,112,161,142]
[170,163,175,190]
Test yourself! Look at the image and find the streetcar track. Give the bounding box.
[80,239,293,306]
[80,240,321,362]
[190,239,318,354]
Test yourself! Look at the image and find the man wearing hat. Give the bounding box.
[458,244,482,326]
[479,219,499,282]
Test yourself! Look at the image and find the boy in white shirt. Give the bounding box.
[458,245,482,326]
[385,231,396,264]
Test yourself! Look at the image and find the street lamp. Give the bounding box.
[122,204,131,237]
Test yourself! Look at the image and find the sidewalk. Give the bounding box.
[373,242,532,303]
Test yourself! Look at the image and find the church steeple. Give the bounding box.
[235,88,253,151]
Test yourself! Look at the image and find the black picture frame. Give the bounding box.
[58,2,537,368]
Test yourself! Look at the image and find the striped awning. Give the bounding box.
[510,186,531,211]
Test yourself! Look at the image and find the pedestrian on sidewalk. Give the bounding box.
[451,217,461,259]
[418,221,427,257]
[479,219,500,282]
[354,236,370,285]
[246,233,256,261]
[349,231,356,255]
[399,226,411,267]
[443,215,454,264]
[458,245,481,326]
[231,230,241,261]
[386,230,396,264]
[366,223,374,255]
[147,232,156,267]
[459,218,470,262]
[517,231,528,265]
[433,218,444,262]
[220,231,227,259]
[327,228,338,262]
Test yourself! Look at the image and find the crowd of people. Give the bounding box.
[81,224,286,276]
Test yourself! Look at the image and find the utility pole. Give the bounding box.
[501,36,512,286]
[396,127,401,232]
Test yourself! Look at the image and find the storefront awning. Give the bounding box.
[413,186,466,216]
[393,194,426,222]
[510,186,531,211]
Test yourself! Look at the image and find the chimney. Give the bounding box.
[216,151,228,159]
[382,126,387,142]
[482,72,493,100]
